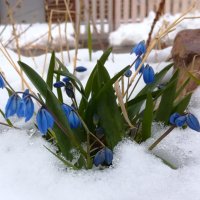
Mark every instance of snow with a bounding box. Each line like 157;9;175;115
0;11;200;200
109;11;200;47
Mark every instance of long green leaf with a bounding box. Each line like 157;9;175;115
155;70;179;123
141;93;153;141
46;51;55;91
87;23;92;61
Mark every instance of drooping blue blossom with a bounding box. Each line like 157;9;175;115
175;116;187;127
53;81;65;88
61;104;72;118
130;41;146;56
186;113;200;132
143;64;155;84
104;147;113;165
95;127;104;138
169;113;181;125
36;108;54;135
68;110;81;129
5;94;21;118
93;147;113;167
93;149;105;167
124;69;132;77
65;82;75;98
21;89;34;122
75;66;87;72
17;100;25;118
0;75;5;89
62;77;70;83
134;57;144;73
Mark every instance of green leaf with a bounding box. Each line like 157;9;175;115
0;109;13;127
155;70;179;123
79;48;112;114
85;60;125;149
46;51;55;91
87;23;92;61
141;93;153;141
56;66;63;103
175;78;190;99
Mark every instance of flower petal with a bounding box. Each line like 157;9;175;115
36;108;48;135
24;97;34;122
143;64;155;84
186;113;200;132
169;113;181;125
175;116;186;127
93;149;105;167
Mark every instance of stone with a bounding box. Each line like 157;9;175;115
171;29;200;96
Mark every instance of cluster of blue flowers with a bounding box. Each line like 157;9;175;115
170;112;200;132
125;41;155;85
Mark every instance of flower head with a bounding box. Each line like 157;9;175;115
0;75;5;89
62;77;70;83
53;81;65;88
169;113;181;125
75;66;87;72
124;69;132;77
143;64;155;84
36;108;54;135
61;104;72;117
175;116;187;127
135;57;144;74
68;110;81;129
131;41;146;56
93;147;113;167
186;113;200;132
5;94;21;118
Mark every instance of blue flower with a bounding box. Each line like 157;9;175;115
65;82;75;98
93;147;113;166
143;64;155;84
17;100;25;118
61;104;72;117
0;75;5;89
186;113;200;132
104;147;113;165
75;66;87;72
62;77;70;83
93;149;105;167
5;94;21;118
169;113;181;125
68;111;81;129
175;116;187;127
135;57;144;73
36;108;54;135
131;41;146;56
53;81;65;88
21;89;34;122
124;69;132;77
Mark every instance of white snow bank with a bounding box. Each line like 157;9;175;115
109;11;200;47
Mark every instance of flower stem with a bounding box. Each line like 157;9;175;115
148;126;175;151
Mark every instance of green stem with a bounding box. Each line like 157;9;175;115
148;126;175;151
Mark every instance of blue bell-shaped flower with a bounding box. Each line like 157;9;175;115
135;57;144;73
36;108;54;135
0;75;5;89
143;64;155;84
175;116;187;127
124;69;132;77
169;113;181;125
62;77;70;83
68;110;81;129
53;81;65;88
186;113;200;132
93;149;105;167
75;66;87;72
21;89;34;122
5;94;21;118
17;100;25;118
104;147;113;165
61;104;72;118
131;41;146;56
